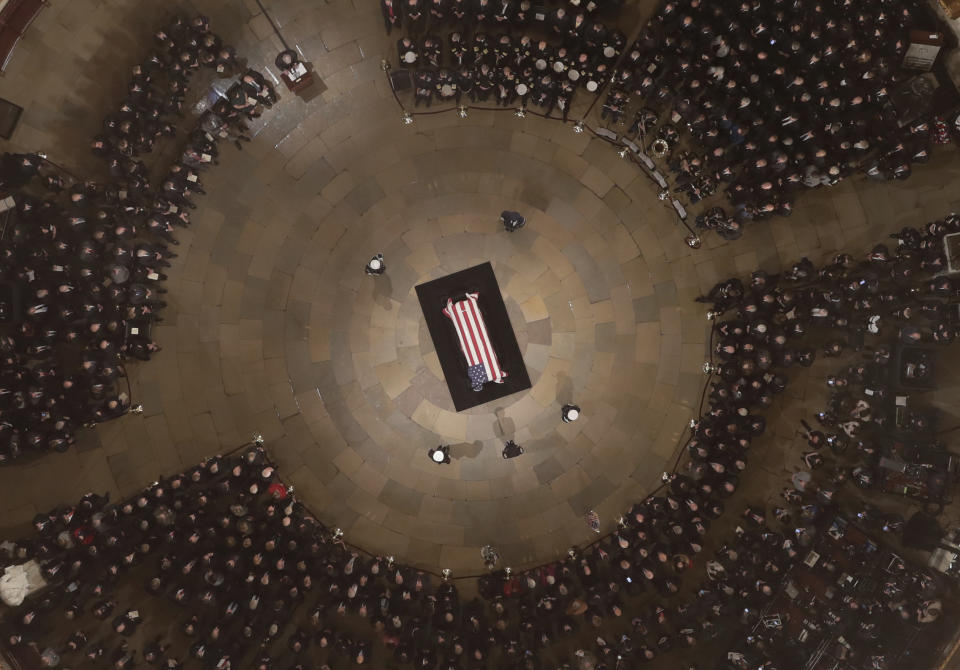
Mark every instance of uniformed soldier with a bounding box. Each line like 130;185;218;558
428;445;451;464
472;32;492;66
493;34;512;66
421;34;442;67
457;66;476;103
502;440;524;458
496;66;517;106
435;69;458;102
365;254;386;276
398;37;418;65
413;69;436;106
449;31;468;67
475;63;495;102
500;211;526;232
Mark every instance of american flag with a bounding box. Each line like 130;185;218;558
443;292;507;392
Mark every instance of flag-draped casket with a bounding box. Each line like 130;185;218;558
443;293;508;391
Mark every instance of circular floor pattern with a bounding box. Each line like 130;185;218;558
197;116;712;572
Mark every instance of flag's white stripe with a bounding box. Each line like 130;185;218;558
468;295;504;381
466;296;497;382
463;293;493;379
455;301;481;366
459;303;482;366
453;303;480;366
461;299;494;381
445;300;473;365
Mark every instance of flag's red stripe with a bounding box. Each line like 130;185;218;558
444;295;507;384
466;295;505;381
460;298;493;381
445;301;474;365
465;297;498;382
455;302;481;366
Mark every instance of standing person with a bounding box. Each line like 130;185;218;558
561;404;580;422
365;254;386;276
275;49;301;77
502;440;523;458
406;0;425;33
382;0;403;34
500;210;525;231
428;445;452;464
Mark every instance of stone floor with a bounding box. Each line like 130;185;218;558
2;0;960;575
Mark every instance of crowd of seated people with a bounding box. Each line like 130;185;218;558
697;213;958;474
749;215;960;506
2;435;948;670
594;0;949;227
716;501;944;669
0;202;844;670
90;15;239;171
387;0;627;119
0;160;144;464
0;16;275;465
382;0;625;36
716;407;949;669
6;203;958;659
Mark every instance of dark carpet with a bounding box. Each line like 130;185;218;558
415;262;531;412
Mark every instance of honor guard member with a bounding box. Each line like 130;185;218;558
500;210;526;232
502;440;524;458
428;445;452;464
449;32;468;67
421;35;442;67
413;69;436;106
365;254;385;276
436;69;458;102
398;37;418;65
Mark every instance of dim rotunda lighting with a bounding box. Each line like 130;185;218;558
568;547;578;558
706;311;718;321
386;555;395;566
703;361;718;375
130;404;143;414
380;59;391;72
504;567;512;576
617;515;627;528
515;107;526;118
401;111;413;125
442;568;452;580
458;106;468;118
332;528;344;541
253;433;264;446
617;147;628;159
685;234;702;249
573;120;584;133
